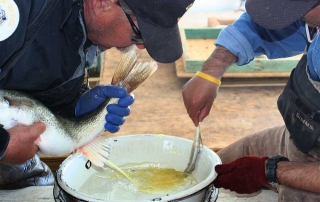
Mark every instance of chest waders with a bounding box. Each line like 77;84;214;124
278;54;320;157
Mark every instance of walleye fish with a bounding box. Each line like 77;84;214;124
0;46;158;167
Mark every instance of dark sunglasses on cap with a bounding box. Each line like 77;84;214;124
120;4;144;44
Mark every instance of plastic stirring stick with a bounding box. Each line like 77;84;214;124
105;159;137;187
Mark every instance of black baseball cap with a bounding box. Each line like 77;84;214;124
122;0;194;63
246;0;319;30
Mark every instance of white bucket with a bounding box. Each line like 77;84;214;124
53;134;221;202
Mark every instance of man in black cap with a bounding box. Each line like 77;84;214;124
182;0;320;200
0;0;194;189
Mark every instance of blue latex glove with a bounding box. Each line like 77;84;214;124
75;85;134;133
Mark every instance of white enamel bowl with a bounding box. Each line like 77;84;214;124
53;134;221;202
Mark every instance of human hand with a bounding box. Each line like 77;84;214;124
75;85;134;133
1;122;45;164
213;156;269;194
182;76;219;126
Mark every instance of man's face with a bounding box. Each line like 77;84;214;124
83;0;145;51
302;3;320;27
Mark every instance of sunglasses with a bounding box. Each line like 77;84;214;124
121;7;144;44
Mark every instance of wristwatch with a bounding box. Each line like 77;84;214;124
0;125;10;161
266;155;289;185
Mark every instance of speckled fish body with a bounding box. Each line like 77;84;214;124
0;46;157;166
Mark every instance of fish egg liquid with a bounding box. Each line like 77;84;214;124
79;163;198;200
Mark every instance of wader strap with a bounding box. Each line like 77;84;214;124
0;0;60;83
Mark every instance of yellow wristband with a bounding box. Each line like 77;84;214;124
196;71;221;86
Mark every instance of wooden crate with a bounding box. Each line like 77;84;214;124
179;27;301;78
88;53;105;87
40;155;68;172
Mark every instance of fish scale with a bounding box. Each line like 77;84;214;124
0;45;158;167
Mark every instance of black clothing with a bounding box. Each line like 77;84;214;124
0;0;101;188
0;0;100;116
0;126;10;160
278;54;320;157
0;155;54;189
278;55;320;153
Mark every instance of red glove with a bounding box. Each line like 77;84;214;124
213;156;269;194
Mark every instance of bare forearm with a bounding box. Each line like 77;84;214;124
200;45;238;79
277;161;320;193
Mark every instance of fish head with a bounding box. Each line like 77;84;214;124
0;94;16;129
0;90;39;110
0;90;36;129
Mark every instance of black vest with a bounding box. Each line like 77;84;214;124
278;54;320;157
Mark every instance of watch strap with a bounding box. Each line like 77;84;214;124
266;155;289;184
0;125;10;160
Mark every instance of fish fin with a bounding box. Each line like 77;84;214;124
111;45;137;85
111;45;158;93
121;60;158;93
76;136;136;186
76;135;110;167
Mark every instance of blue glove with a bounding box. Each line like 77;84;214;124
75;85;134;133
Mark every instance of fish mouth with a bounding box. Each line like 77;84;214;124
0;96;11;107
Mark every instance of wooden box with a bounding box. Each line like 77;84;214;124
180;27;301;78
40;155;68;172
88;53;105;87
